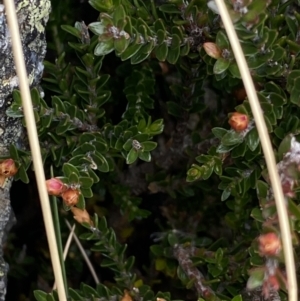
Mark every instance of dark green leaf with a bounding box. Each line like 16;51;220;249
290;88;300;106
69;172;79;184
246;128;260;151
63;163;80;177
131;42;154;64
68;288;84;300
80;177;93;188
288;199;300;220
52;96;65;114
139;151;151;162
216;31;229;48
124;256;135;270
214;58;230;74
18;165;29;184
231;295;243;301
168;233;179;246
150;245;164;256
33;290;47;301
278;135;292;160
82;283;99;297
251;207;264;222
114;36;130;54
159;4;180;13
228;63;241;78
141;141;157;152
113;5;126;23
81;188;93;198
167;101;182;117
256;180;269;199
77;193;85;210
166;46;180;64
88;0;113;12
91;152;109;172
126;148;139;164
9;144;20;160
94;40;114;56
212;127;228;139
46;294;56;301
221;131;243;146
247;268;264;290
120;36;143;61
155;42;168;61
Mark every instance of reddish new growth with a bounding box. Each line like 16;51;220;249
228;112;249;132
0;159;18;187
62;189;80;206
258;233;281;256
261;259;284;299
0;159;18;177
203;42;221;59
46;178;66;196
46;177;80;207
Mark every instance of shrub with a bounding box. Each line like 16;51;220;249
4;0;300;300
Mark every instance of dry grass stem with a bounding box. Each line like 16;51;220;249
214;1;297;301
65;220;100;284
53;223;76;290
3;0;67;300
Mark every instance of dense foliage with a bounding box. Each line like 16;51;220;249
5;0;300;300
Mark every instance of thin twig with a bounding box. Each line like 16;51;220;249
3;1;67;300
173;245;220;300
214;1;297;301
65;220;100;284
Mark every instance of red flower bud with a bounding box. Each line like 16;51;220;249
203;42;221;59
62;189;80;206
262;274;280;298
268;275;280;290
71;207;93;226
281;179;295;198
228;112;249;132
258;233;281;256
0;159;18;177
46;178;66;196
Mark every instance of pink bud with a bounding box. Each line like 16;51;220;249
46;178;66;196
0;159;18;177
62;189;80;206
203;42;222;59
228;112;249;132
258;233;281;256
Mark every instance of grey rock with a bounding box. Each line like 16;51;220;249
0;0;51;299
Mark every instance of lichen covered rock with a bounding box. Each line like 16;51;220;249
0;1;51;299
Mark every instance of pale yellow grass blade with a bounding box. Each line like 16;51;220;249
3;0;67;299
214;1;297;301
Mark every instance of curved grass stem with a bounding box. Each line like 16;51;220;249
214;1;297;301
65;220;100;284
3;1;67;300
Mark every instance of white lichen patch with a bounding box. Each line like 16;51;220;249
17;0;51;33
9;76;19;89
0;0;51;108
0;1;51;299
